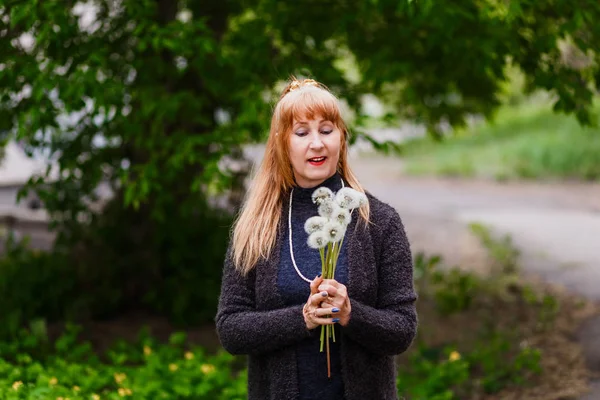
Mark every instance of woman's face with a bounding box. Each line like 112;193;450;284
288;115;341;188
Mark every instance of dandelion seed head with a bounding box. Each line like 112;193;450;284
332;207;351;226
357;191;368;206
318;200;337;218
304;216;327;234
323;221;345;242
311;187;334;205
307;231;329;249
335;187;363;209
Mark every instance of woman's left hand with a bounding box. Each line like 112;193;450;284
318;279;352;326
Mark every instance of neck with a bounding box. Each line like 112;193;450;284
292;172;344;205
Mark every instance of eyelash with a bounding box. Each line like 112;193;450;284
296;130;332;137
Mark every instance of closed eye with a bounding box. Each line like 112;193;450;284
320;130;333;135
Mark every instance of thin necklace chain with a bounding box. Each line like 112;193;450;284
289;179;345;283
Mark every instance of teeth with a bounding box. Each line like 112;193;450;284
310;157;326;162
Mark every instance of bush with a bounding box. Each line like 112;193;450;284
0;323;541;400
0;326;247;400
0;195;233;339
0;237;75;339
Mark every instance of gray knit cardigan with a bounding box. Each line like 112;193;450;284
215;192;418;400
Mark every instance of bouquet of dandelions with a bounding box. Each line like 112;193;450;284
304;186;367;378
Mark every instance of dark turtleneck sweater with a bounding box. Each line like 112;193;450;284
277;173;348;400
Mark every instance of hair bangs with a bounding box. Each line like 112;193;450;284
279;87;343;133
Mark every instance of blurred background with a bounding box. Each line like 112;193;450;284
1;0;600;398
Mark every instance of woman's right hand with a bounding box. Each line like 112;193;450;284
303;275;340;330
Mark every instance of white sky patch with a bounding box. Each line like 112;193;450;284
177;9;192;23
11;32;35;54
72;1;101;34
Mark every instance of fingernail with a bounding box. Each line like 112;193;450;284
317;273;322;278
332;318;340;323
332;307;340;313
321;291;328;297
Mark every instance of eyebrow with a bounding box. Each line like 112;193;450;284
293;119;331;126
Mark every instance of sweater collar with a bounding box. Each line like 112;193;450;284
291;172;345;206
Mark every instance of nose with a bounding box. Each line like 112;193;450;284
309;133;324;149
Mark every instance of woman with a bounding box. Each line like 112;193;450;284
216;78;417;400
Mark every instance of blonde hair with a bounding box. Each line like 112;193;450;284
231;78;370;275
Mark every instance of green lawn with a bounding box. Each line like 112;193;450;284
401;100;600;181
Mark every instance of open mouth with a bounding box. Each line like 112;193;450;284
308;156;327;166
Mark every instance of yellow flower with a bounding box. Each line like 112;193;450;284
184;351;194;360
143;345;152;356
49;377;58;386
118;387;132;397
169;363;178;372
73;385;80;392
114;372;127;384
449;351;461;362
12;381;23;390
92;395;100;400
200;363;216;374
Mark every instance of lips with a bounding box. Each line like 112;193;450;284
308;156;327;166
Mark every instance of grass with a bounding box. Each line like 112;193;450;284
401;99;600;181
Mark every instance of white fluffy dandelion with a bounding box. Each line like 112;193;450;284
318;200;337;218
323;221;345;243
304;216;327;234
357;191;368;207
334;187;365;210
331;207;351;227
311;187;334;205
307;231;329;249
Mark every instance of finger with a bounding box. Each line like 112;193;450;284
312;309;341;324
320;278;342;288
309;291;329;306
316;305;340;315
321;298;344;310
317;283;338;297
310;274;323;295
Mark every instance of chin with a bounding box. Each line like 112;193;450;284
307;170;334;184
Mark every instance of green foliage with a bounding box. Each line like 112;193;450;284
0;237;74;338
430;269;480;315
408;252;547;399
0;322;542;400
397;342;542;399
403;101;600;180
467;333;542;393
0;326;247;399
397;347;470;399
469;223;520;274
414;252;479;315
0;197;231;339
2;0;600;217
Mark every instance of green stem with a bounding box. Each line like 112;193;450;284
333;236;344;278
320;326;325;352
320;247;325;276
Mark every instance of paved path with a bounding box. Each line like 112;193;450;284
352;156;600;300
